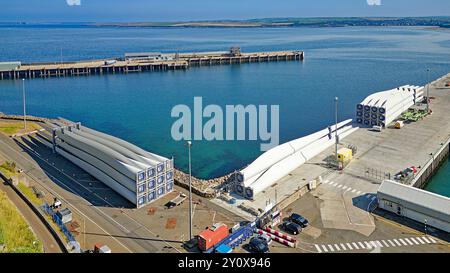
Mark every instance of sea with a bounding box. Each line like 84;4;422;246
0;25;449;196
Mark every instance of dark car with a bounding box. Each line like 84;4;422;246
289;213;309;228
282;221;301;235
248;237;269;253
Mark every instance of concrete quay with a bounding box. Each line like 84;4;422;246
214;72;450;238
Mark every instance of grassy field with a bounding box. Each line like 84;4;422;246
0;120;41;136
0;161;16;178
0;190;43;253
17;182;43;206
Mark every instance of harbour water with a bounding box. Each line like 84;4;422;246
0;25;449;184
425;158;450;198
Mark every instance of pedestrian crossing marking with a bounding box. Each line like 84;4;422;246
315;236;436;253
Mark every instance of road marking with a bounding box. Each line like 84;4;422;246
0;137;181;253
327;244;335;252
356;191;362;195
337;185;343;189
381;240;390;247
322;245;329;252
375;240;383;247
346;243;353;250
315;245;322;253
416;237;425;244
331;182;338;187
358;242;366;249
323;180;329;184
428;237;437;243
398;238;407;246
421;237;431;244
352;242;360;249
393;239;402;246
351;189;356;193
387;240;396;247
404;238;414;245
340;243;347;251
365;242;372;249
410;238;420;245
370;241;378;248
342;186;348;190
334;244;341;251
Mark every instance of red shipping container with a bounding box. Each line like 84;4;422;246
198;223;229;251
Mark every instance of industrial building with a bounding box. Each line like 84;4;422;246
234;119;358;199
356;85;424;127
378;180;450;233
124;52;173;62
0;61;21;71
38;120;174;208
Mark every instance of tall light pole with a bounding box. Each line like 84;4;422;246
22;78;27;130
187;140;193;241
426;68;431;113
334;97;339;162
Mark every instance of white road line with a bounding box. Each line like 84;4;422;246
416;237;425;244
352;242;360;249
334;244;341;251
346;243;353;250
331;182;338;187
404;238;414;245
356;191;362;195
322;245;329;252
387;240;396;247
370;241;378;248
351;189;356;193
365;242;372;249
346;188;352;192
375;241;383;247
337;185;343;189
358;242;366;249
421;237;431;244
327;244;335;252
381;240;390;247
428;237;437;243
323;180;329;184
340;243;347;251
342;186;348;190
315;245;323;253
399;238;408;246
393;239;402;246
410;238;420;245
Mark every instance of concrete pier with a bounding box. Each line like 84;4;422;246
0;50;304;80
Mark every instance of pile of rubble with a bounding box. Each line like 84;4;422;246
174;169;234;198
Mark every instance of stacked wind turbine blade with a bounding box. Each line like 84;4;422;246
356;84;424;128
236;119;358;199
50;119;174;208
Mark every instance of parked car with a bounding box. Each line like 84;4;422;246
394;166;417;182
256;234;272;245
248;237;269;253
289;213;309;228
281;221;302;235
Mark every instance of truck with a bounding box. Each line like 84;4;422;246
198;223;229;252
166;193;187;208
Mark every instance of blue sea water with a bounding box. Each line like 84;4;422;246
425;158;450;198
0;25;449;181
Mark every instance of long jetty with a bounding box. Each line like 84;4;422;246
0;50;304;80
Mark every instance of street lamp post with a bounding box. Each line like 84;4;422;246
426;68;431;113
187;140;193;241
22;79;27;130
334;97;339;162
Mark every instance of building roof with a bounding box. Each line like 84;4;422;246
378;180;450;220
125;52;162;58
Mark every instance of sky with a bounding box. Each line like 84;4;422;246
0;0;449;22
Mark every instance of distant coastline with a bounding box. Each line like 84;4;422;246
1;16;450;29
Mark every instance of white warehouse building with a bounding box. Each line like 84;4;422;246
377;180;450;233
